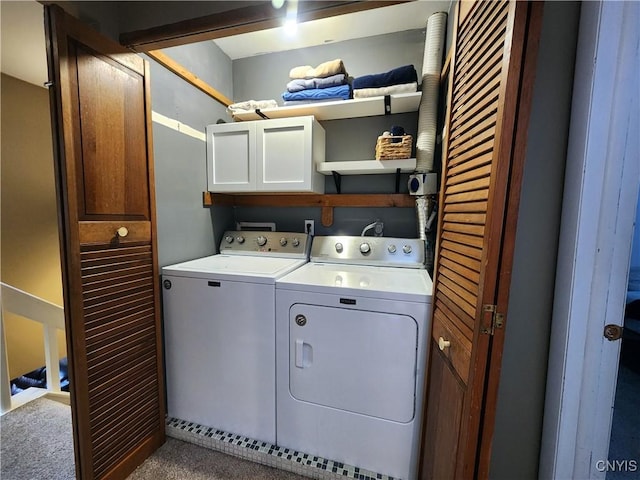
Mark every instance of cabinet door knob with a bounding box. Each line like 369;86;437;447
438;336;451;351
116;227;129;238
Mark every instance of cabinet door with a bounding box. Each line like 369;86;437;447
255;117;323;193
206;122;255;192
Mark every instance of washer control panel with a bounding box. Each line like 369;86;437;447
220;231;310;257
311;236;425;268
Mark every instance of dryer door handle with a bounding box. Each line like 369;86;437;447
295;339;313;368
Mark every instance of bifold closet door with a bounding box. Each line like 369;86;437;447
45;5;165;479
420;1;542;478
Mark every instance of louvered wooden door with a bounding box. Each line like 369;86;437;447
45;6;165;479
420;1;541;478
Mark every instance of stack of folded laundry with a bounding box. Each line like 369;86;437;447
282;59;351;104
227;99;279;117
352;64;418;99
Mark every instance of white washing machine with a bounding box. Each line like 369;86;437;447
275;236;433;480
162;231;310;444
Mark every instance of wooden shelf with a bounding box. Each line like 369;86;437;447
318;158;416;175
203;192;415;227
229;92;421;122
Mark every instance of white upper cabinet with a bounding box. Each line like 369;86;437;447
256;117;325;193
207;116;325;193
206;122;255;192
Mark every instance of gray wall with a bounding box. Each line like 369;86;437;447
233;29;428;104
489;2;581;478
146;40;235;267
232;30;434;238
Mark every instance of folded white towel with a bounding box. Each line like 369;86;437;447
227;99;278;114
352;82;418;99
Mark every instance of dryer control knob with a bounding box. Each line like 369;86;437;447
360;242;371;255
388;244;397;253
280;237;288;246
257;235;267;246
292;238;300;247
403;244;412;254
225;235;234;244
335;242;343;253
236;236;245;244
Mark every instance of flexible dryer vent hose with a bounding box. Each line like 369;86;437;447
416;11;447;174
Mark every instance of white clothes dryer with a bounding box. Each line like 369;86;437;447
275;236;433;480
162;231;310;444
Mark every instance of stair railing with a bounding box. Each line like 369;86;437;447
0;282;65;413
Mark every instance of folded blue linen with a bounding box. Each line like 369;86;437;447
281;84;351;102
286;73;347;92
352;64;418;89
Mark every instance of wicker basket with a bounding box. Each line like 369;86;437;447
375;134;413;160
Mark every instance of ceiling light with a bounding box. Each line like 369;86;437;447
284;0;298;36
284;18;297;36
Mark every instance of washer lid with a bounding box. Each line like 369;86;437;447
276;262;433;302
162;255;308;283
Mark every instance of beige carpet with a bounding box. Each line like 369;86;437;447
0;396;75;480
128;438;307;480
1;396;306;480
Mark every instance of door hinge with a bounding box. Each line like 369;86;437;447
481;304;504;335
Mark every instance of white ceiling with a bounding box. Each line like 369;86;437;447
214;0;451;59
0;0;451;88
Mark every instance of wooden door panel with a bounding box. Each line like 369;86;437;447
421;1;540;478
79;221;151;245
457;2;507;62
421;346;465;479
46;5;165;479
431;312;472;381
436;0;511;356
74;43;149;219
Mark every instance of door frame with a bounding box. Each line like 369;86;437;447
540;1;640;478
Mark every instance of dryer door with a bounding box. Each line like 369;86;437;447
289;303;418;423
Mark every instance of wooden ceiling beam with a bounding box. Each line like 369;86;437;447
120;1;409;51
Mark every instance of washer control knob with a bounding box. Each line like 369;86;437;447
360;242;371;255
388;244;397;253
335;242;344;253
292;238;300;247
236;236;245;244
403;244;412;254
225;235;234;244
280;237;288;246
257;235;267;246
